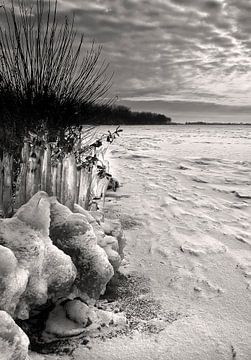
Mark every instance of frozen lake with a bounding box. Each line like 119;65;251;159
103;124;251;359
107;124;251;161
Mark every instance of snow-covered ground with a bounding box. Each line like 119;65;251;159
31;125;251;359
104;125;251;359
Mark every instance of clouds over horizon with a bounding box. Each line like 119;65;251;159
1;0;251;110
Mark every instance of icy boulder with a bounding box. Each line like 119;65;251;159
98;235;121;271
0;245;28;318
73;204;126;271
43;299;127;339
101;218;126;259
0;192;77;319
0;310;29;360
50;198;114;300
73;204;97;224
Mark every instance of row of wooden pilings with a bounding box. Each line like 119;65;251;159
0;142;108;217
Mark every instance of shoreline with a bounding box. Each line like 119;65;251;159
93;122;251;126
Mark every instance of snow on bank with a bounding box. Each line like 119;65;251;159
31;125;251;359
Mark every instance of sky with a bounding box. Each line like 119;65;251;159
2;0;251;122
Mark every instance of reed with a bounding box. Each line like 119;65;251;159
0;0;114;144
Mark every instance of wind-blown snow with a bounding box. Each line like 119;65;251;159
105;125;251;359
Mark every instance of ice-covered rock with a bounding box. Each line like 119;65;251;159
64;299;93;326
0;192;76;319
0;245;29;318
43;303;87;338
98;236;121;271
43;299;127;339
73;204;126;271
101;218;126;259
73;204;105;242
89;210;103;224
73;204;97;224
50;198;114;300
0;310;29;360
0;191;128;352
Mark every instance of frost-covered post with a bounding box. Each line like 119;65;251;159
14;142;30;209
0;156;3;215
41;145;52;195
62;154;78;211
1;152;13;217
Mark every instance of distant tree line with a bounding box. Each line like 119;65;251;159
185;121;251;126
81;104;172;125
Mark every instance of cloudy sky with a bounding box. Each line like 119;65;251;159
2;0;251;121
57;0;251;122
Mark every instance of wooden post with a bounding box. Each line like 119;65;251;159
51;165;57;196
77;167;87;208
25;144;44;201
84;166;93;210
76;167;81;205
56;160;63;200
41;144;52;195
61;156;68;204
26;151;34;201
32;146;43;195
14;142;30;209
0;153;3;216
2;152;13;217
63;154;77;211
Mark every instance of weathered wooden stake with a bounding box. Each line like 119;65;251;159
15;142;30;209
2;152;13;217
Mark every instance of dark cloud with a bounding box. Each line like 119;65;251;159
205;1;222;10
0;0;251;110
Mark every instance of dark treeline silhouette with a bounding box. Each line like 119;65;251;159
185;122;251;126
82;104;172;125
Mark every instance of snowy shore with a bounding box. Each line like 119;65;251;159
31;125;251;359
